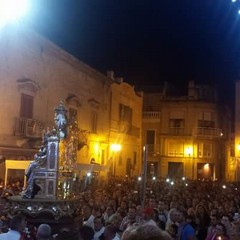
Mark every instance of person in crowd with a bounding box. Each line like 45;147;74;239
177;210;195;240
82;204;95;229
166;208;179;232
125;224;172;240
119;206;141;232
36;224;52;240
78;225;94;240
221;215;232;238
103;206;115;225
205;214;219;240
103;224;120;240
0;214;26;240
93;216;105;240
195;203;210;240
158;200;169;230
213;223;229;240
142;207;158;226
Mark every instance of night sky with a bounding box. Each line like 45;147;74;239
24;0;240;101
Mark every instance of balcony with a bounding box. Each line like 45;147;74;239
143;111;160;122
193;127;223;138
15;117;44;138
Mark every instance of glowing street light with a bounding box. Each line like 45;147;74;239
110;143;121;176
0;0;29;28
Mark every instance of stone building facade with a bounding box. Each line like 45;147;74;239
142;81;231;180
0;24;143;181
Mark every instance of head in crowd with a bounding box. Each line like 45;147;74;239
215;222;228;238
126;224;171;240
103;224;119;240
36;224;51;240
93;216;105;232
9;214;26;233
168;208;179;223
143;207;154;221
78;225;94;240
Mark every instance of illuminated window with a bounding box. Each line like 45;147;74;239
198;143;212;158
168;141;184;157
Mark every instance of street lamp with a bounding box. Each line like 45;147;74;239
0;0;29;28
110;144;121;176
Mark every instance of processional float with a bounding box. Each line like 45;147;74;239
5;101;81;230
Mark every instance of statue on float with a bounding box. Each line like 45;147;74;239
22;101;68;199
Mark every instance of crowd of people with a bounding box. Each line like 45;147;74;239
0;176;240;239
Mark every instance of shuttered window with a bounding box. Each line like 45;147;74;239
20;94;33;119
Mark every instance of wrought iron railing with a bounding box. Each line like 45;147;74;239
15;117;44;138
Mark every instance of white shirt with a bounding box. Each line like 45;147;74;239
144;219;158;226
0;230;21;240
83;214;95;229
93;226;105;240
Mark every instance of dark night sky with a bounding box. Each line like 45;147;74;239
24;0;240;100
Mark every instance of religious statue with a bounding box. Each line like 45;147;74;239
22;145;47;199
54;100;68;139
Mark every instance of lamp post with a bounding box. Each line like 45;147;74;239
186;146;194;180
110;144;121;176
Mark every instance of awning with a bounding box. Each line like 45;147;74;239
4;160;31;188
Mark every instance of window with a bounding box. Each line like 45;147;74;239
119;104;132;124
168;141;184;157
169;119;184;128
198;120;215;128
146;130;155;152
20;94;33;119
198;112;215;128
198;142;212;158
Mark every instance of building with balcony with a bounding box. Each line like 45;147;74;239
109;74;143;177
0;24;112;181
142;81;231;180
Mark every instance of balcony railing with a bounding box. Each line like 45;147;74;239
15;117;44;138
143;111;160;122
193;127;223;138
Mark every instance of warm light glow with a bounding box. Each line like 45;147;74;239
138;176;142;181
0;0;29;27
185;146;193;157
152;176;156;181
237;144;240;151
110;144;121;152
93;143;99;154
